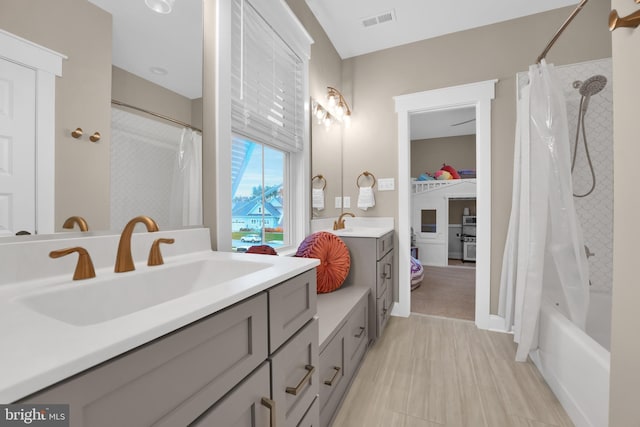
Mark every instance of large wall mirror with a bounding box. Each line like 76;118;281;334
0;0;203;235
310;113;343;219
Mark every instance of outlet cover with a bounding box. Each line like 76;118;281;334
335;197;342;208
343;196;351;208
378;178;395;191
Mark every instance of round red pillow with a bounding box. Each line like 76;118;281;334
295;232;351;293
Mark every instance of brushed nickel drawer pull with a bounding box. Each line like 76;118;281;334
355;326;366;338
261;397;276;427
324;366;341;386
285;364;315;395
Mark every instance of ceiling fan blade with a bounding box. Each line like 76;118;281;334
451;118;476;127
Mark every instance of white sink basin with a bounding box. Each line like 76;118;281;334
16;258;270;326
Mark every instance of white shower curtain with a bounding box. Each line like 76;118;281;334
170;128;203;226
499;60;590;362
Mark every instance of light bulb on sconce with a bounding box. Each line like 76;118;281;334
145;0;175;14
313;87;352;131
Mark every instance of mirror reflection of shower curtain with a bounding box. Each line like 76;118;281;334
170;128;203;226
499;60;590;362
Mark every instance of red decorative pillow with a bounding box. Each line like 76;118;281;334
295;232;351;293
440;163;461;179
247;245;278;255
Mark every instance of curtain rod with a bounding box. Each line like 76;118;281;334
536;0;589;64
111;99;202;133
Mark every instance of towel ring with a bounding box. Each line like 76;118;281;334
356;171;376;188
312;174;327;190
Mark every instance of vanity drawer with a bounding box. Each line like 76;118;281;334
376;231;394;260
344;294;368;376
319;330;346;427
190;362;271;427
22;293;268;427
269;269;317;353
271;318;319;427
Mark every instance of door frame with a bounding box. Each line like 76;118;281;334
393;79;496;330
0;29;65;234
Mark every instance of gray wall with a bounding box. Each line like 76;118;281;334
338;2;612;313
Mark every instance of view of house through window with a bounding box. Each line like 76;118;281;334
232;135;287;252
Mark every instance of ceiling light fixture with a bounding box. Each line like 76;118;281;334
145;0;175;14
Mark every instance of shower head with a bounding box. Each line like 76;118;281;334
573;75;607;111
578;75;607;97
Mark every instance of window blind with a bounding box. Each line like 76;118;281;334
231;0;304;152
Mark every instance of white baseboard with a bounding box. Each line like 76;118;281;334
488;314;509;332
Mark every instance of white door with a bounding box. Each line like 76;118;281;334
0;58;36;235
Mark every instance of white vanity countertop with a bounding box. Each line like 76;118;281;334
0;249;318;403
311;216;394;238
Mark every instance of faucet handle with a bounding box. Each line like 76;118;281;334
148;238;175;266
50;247;96;280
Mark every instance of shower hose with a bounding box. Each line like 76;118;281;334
571;95;596;198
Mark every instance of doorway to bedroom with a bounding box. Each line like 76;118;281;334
409;107;477;321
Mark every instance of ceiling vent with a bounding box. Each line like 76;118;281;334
361;9;396;28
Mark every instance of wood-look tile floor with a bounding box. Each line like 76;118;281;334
332;315;574;427
411;266;476;321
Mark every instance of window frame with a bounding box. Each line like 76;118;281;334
216;0;312;253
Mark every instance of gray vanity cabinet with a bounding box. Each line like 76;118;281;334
341;231;395;342
19;269;319;427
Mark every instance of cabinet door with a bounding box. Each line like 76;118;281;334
298;396;320;427
376;250;393;298
191;362;271;427
22;294;268;427
271;318;319;427
269;269;317;353
319;330;346;427
344;296;368;378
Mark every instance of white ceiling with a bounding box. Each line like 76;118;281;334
411;106;476;140
305;0;579;59
88;0;202;100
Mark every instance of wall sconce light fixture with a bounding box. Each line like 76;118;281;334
313;86;352;130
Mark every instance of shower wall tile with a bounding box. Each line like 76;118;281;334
555;58;613;295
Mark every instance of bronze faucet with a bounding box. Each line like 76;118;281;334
50;247;96;280
333;212;355;230
62;216;89;232
114;216;159;273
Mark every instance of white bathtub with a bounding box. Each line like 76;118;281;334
531;291;611;427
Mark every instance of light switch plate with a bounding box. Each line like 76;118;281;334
378;178;395;191
335;197;342;208
343;196;351;208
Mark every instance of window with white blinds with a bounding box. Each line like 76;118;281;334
231;0;304;152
